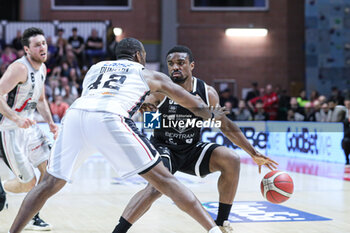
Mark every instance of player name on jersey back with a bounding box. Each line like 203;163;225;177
70;60;150;118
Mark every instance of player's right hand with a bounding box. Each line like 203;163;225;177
139;103;157;114
15;117;36;129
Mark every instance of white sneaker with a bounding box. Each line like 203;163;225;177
219;220;234;233
24;214;52;231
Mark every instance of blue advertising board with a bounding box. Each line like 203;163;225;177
38;120;345;163
266;122;345;163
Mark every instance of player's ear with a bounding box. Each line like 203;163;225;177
134;51;141;63
23;45;29;54
190;61;195;71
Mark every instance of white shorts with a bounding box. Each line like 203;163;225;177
47;109;160;182
0;125;51;183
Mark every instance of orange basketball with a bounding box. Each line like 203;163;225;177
260;170;294;204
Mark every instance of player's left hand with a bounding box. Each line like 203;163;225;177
210;104;230;120
49;122;59;140
139;103;157;114
251;152;279;173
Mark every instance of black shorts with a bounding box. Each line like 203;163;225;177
154;142;221;177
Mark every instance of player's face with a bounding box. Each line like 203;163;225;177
25;35;48;63
167;52;194;84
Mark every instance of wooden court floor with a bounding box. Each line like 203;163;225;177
1;155;350;233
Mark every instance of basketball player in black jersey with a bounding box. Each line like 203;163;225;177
113;46;278;233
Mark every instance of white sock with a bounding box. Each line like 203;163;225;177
1;180;8;192
209;226;222;233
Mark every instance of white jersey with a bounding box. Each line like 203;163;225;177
0;56;46;130
71;60;150;118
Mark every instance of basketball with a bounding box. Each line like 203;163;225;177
260;170;294;204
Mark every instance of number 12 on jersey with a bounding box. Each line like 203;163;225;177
88;73;127;91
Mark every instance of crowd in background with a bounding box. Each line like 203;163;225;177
220;82;350;123
0;28;349;124
0;27;118;123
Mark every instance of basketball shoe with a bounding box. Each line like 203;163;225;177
0;178;7;211
219;220;234;233
24;213;52;231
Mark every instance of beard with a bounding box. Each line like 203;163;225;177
171;75;187;84
30;54;47;63
170;71;187;84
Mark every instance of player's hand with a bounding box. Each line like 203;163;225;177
210;104;230;120
15;117;36;129
139;103;157;114
251;152;279;173
49;122;59;140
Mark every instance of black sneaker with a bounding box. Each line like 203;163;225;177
0;177;7;211
24;213;52;231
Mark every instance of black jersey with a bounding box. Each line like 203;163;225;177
151;77;209;150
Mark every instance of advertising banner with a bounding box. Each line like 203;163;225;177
39;120;345;163
266;121;345;163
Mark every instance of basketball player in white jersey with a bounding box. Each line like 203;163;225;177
9;38;226;233
0;27;58;230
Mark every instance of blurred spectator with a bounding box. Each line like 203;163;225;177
0;63;9;76
224;101;236;121
330;104;347;122
68;67;83;95
56;41;66;65
219;88;238;108
288;97;305;121
54;76;78;105
296;89;309;107
262;84;279;120
310;90;320;106
313;100;322;121
55;28;68;48
318;95;327;105
248;87;265;114
11;30;22;51
60;61;70;77
0;33;5;53
108;34;119;60
342;97;350;165
85;28;104;66
329;86;344;106
47;36;57;55
290;97;305;116
277;89;290;120
68;27;85;67
253;100;269;121
287;109;305;121
65;45;80;71
304;102;316;121
327;100;344;122
234;100;252;121
319;102;332;122
45;36;59;72
1;46;17;65
16;49;24;58
50;95;70;123
245;82;260;102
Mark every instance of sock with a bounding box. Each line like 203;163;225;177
209;226;221;233
112;216;132;233
215;202;232;226
1;179;8;193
